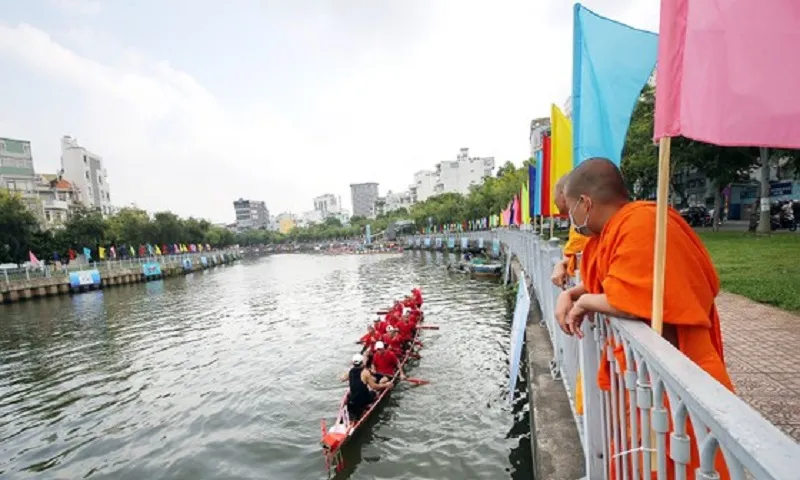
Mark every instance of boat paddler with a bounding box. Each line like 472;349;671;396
341;353;393;420
371;341;406;381
382;326;404;356
374;315;388;336
411;288;423;308
358;324;380;354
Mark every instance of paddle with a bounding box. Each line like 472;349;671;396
403;377;430;386
418;325;439;330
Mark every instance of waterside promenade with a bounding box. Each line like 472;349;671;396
1;250;239;303
404;230;799;480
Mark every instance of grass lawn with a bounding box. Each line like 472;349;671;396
699;232;800;312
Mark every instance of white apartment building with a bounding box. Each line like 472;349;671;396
529;117;551;157
410;148;495;203
313;193;342;215
36;173;80;229
60;136;112;215
373;190;413;216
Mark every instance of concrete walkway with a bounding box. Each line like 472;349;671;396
718;292;800;441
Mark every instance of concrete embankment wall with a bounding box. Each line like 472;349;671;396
1;254;238;304
509;258;585;480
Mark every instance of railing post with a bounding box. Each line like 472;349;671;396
577;265;605;478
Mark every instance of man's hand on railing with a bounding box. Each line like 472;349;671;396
550;258;569;288
555;290;574;334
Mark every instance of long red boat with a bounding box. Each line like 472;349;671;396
320;313;424;475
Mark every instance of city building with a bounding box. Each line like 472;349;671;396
275;212;297;234
410;148;495;203
0;137;39;215
529;117;551;158
410;170;437;204
350;182;379;218
313;193;342;216
373;190;413;217
36;173;80;229
233;198;270;230
60;136;112;215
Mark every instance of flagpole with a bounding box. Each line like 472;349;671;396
650;136;672;336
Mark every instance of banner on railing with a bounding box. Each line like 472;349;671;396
478;237;485;249
416;238;421;247
182;258;193;271
407;238;413;247
142;262;162;277
424;238;431;248
69;269;101;288
508;274;531;405
435;237;442;249
200;256;208;267
492;239;501;257
447;237;455;249
461;237;469;250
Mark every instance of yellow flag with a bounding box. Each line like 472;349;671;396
550;104;573;215
198;244;203;252
155;245;162;255
521;181;531;225
99;247;106;259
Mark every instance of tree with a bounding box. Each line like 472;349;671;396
61;207;107;248
0;190;39;264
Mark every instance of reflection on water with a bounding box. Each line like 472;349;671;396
0;252;531;479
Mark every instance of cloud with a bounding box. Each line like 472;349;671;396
51;0;102;16
0;22;313;222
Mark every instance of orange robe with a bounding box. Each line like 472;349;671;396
580;201;734;480
563;226;590;276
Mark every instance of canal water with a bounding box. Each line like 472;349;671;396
0;252;532;480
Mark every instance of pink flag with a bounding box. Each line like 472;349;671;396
110;246;117;259
29;251;40;267
654;0;800;148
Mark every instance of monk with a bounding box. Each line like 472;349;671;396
555;158;733;480
550;174;590;288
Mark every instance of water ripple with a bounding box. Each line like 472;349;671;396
0;252;531;479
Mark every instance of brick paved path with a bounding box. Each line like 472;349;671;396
718;292;800;441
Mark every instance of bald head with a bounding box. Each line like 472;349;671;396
564;158;629;203
553;174;570;214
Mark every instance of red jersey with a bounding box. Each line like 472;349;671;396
375;321;388;335
372;349;400;376
359;332;379;349
382;333;403;355
412;289;423;307
396;320;413;342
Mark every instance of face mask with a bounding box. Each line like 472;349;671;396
569;198;591;236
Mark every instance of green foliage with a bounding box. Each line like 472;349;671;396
0;197;237;263
0;190;39;264
700;232;800;312
407;161;527;228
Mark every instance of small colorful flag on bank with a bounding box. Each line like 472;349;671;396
99;247;106;260
29;251;40;267
83;247;92;262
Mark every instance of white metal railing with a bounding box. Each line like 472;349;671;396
404;229;800;480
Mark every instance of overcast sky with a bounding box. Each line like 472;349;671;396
0;0;659;223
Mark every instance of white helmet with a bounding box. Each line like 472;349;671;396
375;341;385;350
352;353;364;365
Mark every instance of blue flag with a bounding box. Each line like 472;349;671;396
83;247;92;262
533;150;543;216
572;3;658;166
528;164;536;221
